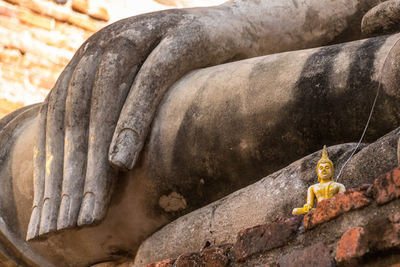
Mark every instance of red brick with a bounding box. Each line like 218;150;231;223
279;242;334;267
233;215;302;261
88;6;110;22
304;188;371;229
0;6;18;18
373;167;400;204
336;227;368;264
18;9;55;31
336;217;400;264
71;0;89;13
145;258;175;267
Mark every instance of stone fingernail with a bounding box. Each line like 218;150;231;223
26;206;40;241
109;128;140;170
77;193;95;226
39;199;56;235
57;195;71;230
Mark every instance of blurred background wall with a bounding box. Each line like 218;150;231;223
0;0;225;117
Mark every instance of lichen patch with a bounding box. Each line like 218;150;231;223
159;192;187;212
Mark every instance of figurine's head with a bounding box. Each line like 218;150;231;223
317;145;334;182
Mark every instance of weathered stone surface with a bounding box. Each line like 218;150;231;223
234;216;302;261
335;128;400;190
373;166;400;204
303;188;371;229
115;262;135;267
144;246;232;267
362;0;400;36
174;246;230;267
264;263;279;267
278;242;334;267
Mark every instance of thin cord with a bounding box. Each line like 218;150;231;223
336;36;400;182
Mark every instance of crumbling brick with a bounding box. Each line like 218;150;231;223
304;188;371;229
373;167;400;204
336;216;400;265
233;215;302;261
336;227;368;264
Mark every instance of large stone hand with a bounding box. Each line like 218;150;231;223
26;0;377;240
26;5;252;240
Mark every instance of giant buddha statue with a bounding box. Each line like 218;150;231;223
1;0;400;265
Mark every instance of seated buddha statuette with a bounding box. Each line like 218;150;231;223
292;145;346;215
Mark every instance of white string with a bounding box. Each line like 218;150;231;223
336;35;400;182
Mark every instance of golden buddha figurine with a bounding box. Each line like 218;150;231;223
292;145;346;215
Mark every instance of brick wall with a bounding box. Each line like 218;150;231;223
0;0;107;117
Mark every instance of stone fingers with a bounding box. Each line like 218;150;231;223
37;54;82;237
57;46;103;230
108;33;213;170
362;0;400;36
77;37;141;226
26;52;81;240
26;101;47;241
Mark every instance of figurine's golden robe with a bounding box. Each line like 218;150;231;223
292;146;346;215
